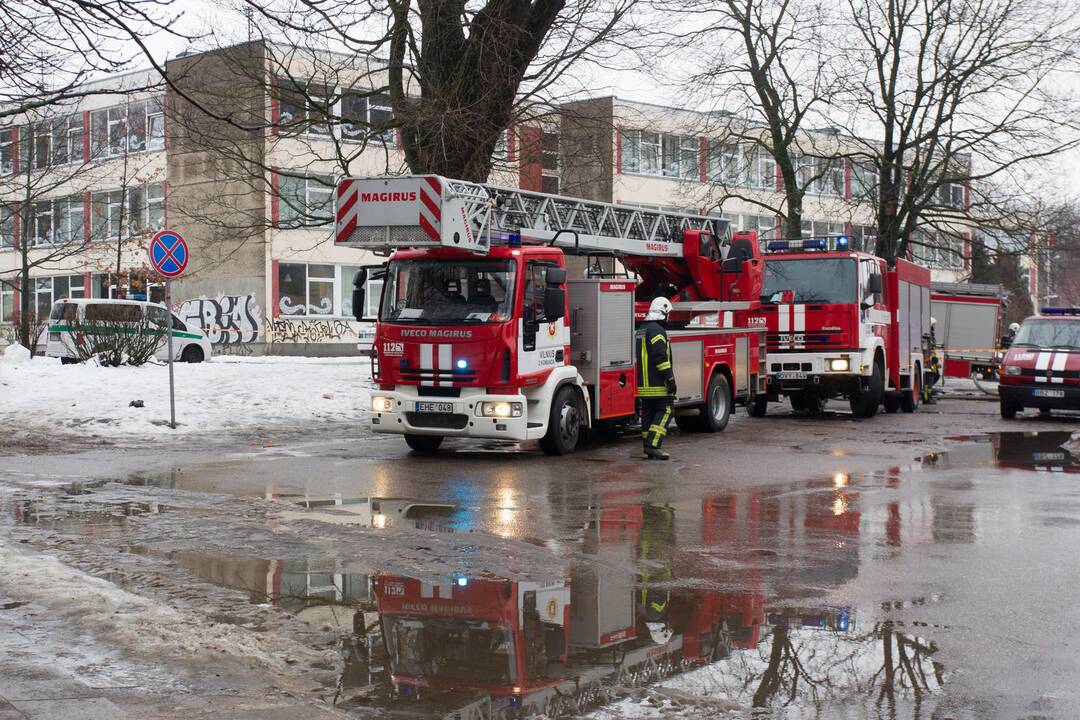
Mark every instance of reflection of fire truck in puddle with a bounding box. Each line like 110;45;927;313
373;502;760;718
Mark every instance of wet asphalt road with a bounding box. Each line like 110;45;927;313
2;397;1080;719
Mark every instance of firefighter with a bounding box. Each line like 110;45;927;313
1002;321;1020;349
637;297;676;460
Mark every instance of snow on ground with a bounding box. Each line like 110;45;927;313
0;354;373;441
0;543;338;679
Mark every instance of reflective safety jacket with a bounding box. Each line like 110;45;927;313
636;320;674;397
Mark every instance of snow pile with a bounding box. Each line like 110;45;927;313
1;343;31;365
0;355;373;440
0;543;337;673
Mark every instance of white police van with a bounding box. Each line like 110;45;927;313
45;298;212;363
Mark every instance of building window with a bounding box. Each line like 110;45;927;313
0;128;13;175
797;155;843;196
0;206;13;249
277;262;338;316
800;219;846;238
706;143;775;190
850;224;877;253
31;196;84;246
278;83;333;137
913;228;963;269
622;129;661;175
89;98;165;158
0;281;13;323
938;182;965;209
32;274;85;319
278;174;333;228
339;90;394;143
541;175;560;194
851;161;877;200
661;134;698;179
90;182;164;240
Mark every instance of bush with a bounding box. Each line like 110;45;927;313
64;304;167;367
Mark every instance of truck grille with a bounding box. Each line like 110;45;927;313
399;368;478;385
405;412;469;430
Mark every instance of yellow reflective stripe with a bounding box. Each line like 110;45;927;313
650;333;667;345
659;405;672;427
648;424;668;435
639;338;650;388
637;387;669;396
656;361;671;371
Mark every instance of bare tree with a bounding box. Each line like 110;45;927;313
1;0;185;121
670;0;845;240
839;0;1080;263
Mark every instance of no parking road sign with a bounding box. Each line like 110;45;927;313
147;229;189;430
149;229;189;277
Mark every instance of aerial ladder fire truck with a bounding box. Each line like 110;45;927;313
336;175;767;454
744;237;932;418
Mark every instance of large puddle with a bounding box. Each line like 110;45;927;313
3;430;1080;718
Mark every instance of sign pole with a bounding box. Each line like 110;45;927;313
166;277;176;429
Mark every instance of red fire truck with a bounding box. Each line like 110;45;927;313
746;237;931;417
336;175;766;454
998;307;1080;418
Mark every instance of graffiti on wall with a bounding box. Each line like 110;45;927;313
266;317;355;343
178;293;262;346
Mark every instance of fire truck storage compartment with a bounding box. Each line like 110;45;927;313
670;339;705;406
568;280;636;419
897;278;931;379
568;557;637;649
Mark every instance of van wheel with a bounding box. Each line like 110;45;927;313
1000;398;1020;419
405;434;443;453
181;345;205;363
883;394;901;413
539;386;581;456
677;373;731;432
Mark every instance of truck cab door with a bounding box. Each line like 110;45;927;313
518;260;568;376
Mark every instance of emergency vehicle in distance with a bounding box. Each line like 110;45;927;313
335;175;766;455
998;307;1080;418
745;237;931;417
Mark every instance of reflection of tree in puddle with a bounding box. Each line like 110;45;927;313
749;619;942;712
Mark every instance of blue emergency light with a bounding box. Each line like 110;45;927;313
835;235;850;250
766;238;829;253
1041;307;1080;315
766;241;790;252
508;232;522;247
455;576;469;587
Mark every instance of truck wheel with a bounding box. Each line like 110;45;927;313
1000;398;1020;419
789;392;808;413
404;434;443;453
748;394;768;417
680;372;731;432
883;394;901;413
850;360;883;418
900;375;920;413
539;386;581;456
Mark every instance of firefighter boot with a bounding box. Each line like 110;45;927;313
643;447;670;460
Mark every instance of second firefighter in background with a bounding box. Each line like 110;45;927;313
637;297;676;460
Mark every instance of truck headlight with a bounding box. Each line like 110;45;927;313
827;358;850;372
480;401;523;418
1005;365;1021;376
371;396;394;413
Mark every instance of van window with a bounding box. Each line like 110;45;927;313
49;302;77;321
147;306;169;327
171;313;187;331
85;303;142;322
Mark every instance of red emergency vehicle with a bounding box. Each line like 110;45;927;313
999;307;1080;418
335;175;766;454
745;237;931;417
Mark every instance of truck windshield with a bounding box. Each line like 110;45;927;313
380;259;516;324
761;258;858;305
1013;319;1080;349
382;615;517;686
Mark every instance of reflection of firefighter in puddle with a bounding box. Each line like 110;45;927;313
635;502;676;643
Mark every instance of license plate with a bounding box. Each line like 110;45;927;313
776;371;807;380
415;401;453;413
1032;388;1065;398
1034;452;1066;462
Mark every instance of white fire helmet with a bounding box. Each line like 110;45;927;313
646;297;673;321
930;316;937;327
1009;322;1020;333
646;621;673;645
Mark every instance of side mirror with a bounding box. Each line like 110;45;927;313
544;287;565;321
861;296;874;311
867;274;883;295
545;267;567;286
352;270;367;322
720;257;742;273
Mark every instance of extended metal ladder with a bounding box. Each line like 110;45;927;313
335;175;731;259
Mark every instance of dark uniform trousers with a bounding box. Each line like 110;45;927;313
637;320;675;451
